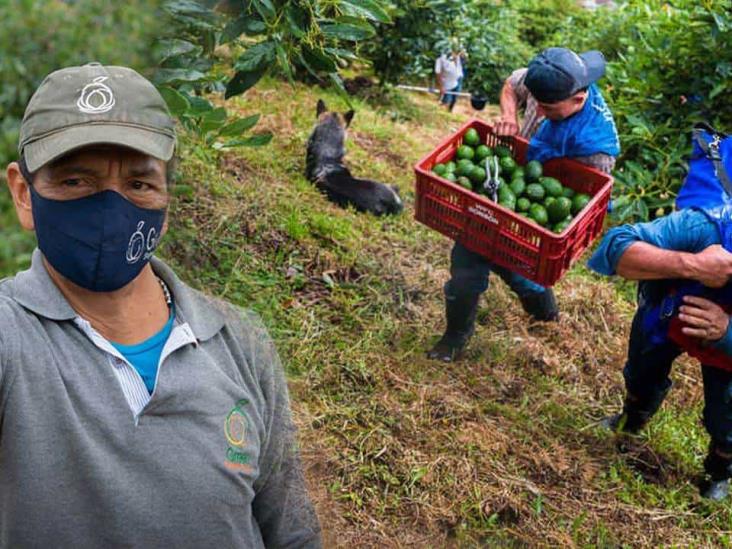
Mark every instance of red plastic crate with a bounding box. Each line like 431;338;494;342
414;119;614;287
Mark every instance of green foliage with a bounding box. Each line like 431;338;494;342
364;1;465;86
367;0;731;222
512;0;592;50
553;0;732;221
365;0;532;98
459;5;533;98
0;0;163;168
156;0;391;156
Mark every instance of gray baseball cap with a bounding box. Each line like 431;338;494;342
19;63;176;172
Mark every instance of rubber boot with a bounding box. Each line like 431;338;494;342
427;292;480;363
702;450;732;501
602;390;669;435
520;289;559;321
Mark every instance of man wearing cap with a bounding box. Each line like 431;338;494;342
0;63;321;547
429;47;619;362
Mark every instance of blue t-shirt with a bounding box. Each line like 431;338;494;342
111;309;175;394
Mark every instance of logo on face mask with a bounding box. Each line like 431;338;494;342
77;76;116;114
126;221;160;264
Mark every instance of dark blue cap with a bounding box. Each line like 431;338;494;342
525;48;606;103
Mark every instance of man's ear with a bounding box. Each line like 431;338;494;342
344;110;355;128
574;90;588;105
317;99;328;117
6;161;34;231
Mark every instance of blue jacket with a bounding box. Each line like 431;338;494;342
588;206;732;355
527;84;620;164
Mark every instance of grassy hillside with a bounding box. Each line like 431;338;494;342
160;80;730;547
1;79;728;546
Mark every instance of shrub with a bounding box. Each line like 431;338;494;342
365;0;532;100
569;0;732;220
154;0;392;156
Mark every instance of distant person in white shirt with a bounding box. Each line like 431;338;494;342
435;43;466;112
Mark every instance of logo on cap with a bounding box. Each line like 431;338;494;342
77;76;115;114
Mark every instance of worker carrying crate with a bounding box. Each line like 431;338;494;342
415;47;620;362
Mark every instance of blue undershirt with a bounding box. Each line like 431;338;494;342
111;308;175;394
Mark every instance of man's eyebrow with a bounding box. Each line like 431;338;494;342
128;166;163;178
48;164;100;177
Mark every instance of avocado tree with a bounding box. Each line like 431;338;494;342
560;0;732;221
363;0;465;86
155;0;391;152
363;0;531;101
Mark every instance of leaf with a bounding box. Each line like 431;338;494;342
276;43;294;82
334;15;376;27
157;86;190;117
164;0;214;17
340;0;391;24
164;0;219;28
635;199;650;222
324;47;359;61
153;68;207;85
199;107;227;133
321;22;376;41
201;29;217;55
218;114;261;137
157;39;199;61
221;15;267;43
187;94;214;114
225;66;267;98
329;73;351;104
296;52;319;79
216;133;274;148
709;82;727;100
301;45;337;73
284;3;309;38
251;0;276;22
712;12;727;32
234;41;276;72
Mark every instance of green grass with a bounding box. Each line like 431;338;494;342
1;79;729;546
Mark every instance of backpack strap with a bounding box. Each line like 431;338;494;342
693;123;732;196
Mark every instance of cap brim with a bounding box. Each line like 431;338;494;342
579;50;606;87
23;124;176;172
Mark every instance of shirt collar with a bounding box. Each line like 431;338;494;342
8;248;225;342
150;257;225;342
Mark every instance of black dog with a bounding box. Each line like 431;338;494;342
305;100;403;216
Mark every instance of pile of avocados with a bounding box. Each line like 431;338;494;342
431;127;592;234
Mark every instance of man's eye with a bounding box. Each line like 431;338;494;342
62;178;82;187
131;180;149;190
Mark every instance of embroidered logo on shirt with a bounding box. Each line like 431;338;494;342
224;399;254;473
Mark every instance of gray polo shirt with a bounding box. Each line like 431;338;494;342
0;250;321;548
